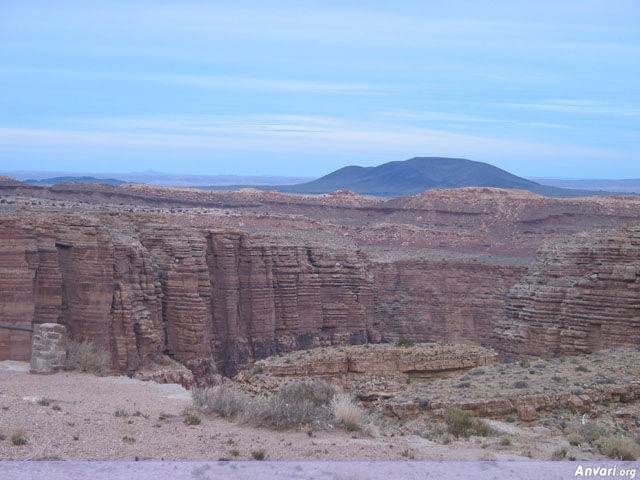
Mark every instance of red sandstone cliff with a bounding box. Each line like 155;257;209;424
0;212;523;380
493;222;640;357
0;213;376;378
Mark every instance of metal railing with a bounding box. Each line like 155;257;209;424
0;324;34;332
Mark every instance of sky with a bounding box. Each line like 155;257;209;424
1;0;639;178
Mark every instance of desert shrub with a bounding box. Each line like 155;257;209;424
469;368;485;376
552;447;568;460
64;340;108;375
37;398;50;406
330;392;363;431
513;380;528;389
575;365;590;372
577;421;609;443
568;433;585;446
276;379;334;407
595;436;640;461
251;448;266;460
183;414;201;425
192;384;249;418
396;336;415;348
444;407;495;438
499;435;511;446
11;429;27;446
244;380;335;430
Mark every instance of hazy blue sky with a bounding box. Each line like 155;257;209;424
1;1;639;178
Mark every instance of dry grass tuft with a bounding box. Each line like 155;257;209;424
64;340;109;375
330;392;363;431
192;384;249;418
595;436;640;461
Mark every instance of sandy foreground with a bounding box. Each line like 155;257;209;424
0;360;595;461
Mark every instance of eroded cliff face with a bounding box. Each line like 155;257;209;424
370;260;525;346
0;212;524;380
0;213;375;378
493;223;640;357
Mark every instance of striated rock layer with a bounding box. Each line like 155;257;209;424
0;212;522;380
0;213;375;379
493;223;640;357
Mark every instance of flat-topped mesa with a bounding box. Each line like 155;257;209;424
252;343;498;381
493;222;640;357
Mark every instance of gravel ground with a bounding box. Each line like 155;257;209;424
0;361;548;461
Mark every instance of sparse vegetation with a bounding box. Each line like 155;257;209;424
444;407;495;438
114;409;128;418
595;436;640;461
122;436;136;444
513;380;528;389
37;398;51;406
183;414;201;425
244;380;335;430
396;336;415;348
552;447;568;460
330;392;363;432
192;384;249;418
11;429;27;446
251;448;266;460
64;340;109;375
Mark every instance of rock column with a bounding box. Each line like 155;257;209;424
30;323;67;374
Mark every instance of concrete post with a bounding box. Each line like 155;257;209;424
30;323;67;374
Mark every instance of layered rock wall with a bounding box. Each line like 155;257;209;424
493;223;640;357
0;214;375;378
371;260;525;346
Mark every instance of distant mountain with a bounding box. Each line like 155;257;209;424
7;170;314;187
266;157;603;198
531;178;640;194
23;176;126;186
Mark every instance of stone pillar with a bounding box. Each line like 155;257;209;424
30;323;67;374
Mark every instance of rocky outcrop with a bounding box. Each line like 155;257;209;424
493;223;640;357
252;343;497;380
384;382;640;420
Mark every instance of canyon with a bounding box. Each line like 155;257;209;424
2;179;640;383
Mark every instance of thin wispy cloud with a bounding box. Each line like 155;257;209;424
498;100;640;117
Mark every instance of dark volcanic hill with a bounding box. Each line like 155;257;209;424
283;157;596;197
203;157;601;198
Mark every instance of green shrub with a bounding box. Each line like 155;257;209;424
444;407;495;438
396;336;415;348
